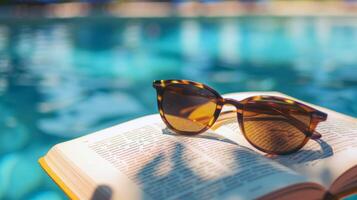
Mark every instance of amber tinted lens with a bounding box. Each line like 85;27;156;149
161;84;218;133
242;100;311;154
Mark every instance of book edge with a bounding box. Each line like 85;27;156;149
38;157;79;200
258;182;326;200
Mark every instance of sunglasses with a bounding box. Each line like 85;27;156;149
153;80;328;155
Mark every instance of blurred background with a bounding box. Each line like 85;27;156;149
0;0;357;199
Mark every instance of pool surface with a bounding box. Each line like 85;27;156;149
0;17;356;199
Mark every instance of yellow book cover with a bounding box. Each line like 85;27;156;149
39;158;79;200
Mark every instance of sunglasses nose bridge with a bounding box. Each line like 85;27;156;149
223;98;243;113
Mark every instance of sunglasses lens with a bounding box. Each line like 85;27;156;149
161;84;218;133
242;99;311;154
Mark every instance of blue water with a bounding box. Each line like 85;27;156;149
0;17;356;199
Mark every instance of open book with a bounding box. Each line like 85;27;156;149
39;91;357;200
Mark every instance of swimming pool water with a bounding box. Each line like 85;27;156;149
0;17;356;199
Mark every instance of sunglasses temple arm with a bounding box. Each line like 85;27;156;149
211;110;308;134
210;111;238;130
270;107;322;139
187;108;322;139
311;130;322;140
214;109;322;139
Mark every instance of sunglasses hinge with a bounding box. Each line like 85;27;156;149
153;80;164;89
312;110;328;121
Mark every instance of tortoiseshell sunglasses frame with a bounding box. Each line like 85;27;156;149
153;79;328;155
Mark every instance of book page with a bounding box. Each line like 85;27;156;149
274;113;357;188
219;92;357;188
57;114;309;200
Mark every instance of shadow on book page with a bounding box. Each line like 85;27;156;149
162;127;239;146
91;185;112;200
273;138;334;166
88;140;324;199
86;120;356;200
135;142;315;200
